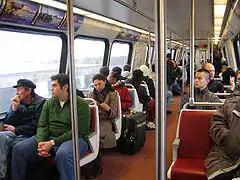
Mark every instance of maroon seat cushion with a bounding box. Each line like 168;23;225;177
171;158;207;180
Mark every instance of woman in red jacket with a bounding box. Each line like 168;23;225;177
108;71;132;114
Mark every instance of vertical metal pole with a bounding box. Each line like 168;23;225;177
207;34;210;60
189;0;195;105
66;0;81;180
211;37;214;63
154;0;166;179
181;39;185;94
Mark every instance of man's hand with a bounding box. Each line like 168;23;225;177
37;141;53;157
11;95;20;111
4;124;15;133
99;103;110;111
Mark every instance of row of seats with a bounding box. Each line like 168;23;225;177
167;109;216;180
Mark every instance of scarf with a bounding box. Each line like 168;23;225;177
92;87;109;104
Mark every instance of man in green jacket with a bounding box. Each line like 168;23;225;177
10;74;91;180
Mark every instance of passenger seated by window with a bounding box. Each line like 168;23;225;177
203;63;224;93
230;70;240;92
10;74;90;180
85;74;118;178
139;65;156;99
129;69;156;129
222;66;236;85
108;71;132;114
205;94;240;180
121;64;132;80
99;66;110;78
180;68;221;110
0;79;45;180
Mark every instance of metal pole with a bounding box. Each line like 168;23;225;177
189;0;195;106
154;0;166;179
211;37;214;63
66;0;81;180
181;39;185;95
207;34;210;60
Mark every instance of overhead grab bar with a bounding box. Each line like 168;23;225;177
183;102;224;109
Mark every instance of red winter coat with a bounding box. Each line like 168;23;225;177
113;82;132;114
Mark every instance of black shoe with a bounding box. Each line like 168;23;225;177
84;167;103;179
167;110;172;114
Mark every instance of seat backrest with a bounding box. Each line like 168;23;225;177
141;81;150;97
89;105;97;133
127;88;143;112
178;109;215;159
114;91;122;139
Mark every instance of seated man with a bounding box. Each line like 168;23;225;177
205;95;240;180
121;64;132;80
180;68;221;110
203;63;224;93
0;79;45;179
11;74;91;180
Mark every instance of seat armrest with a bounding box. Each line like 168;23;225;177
172;138;180;162
85;132;97;152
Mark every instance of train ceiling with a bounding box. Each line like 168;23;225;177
57;0;214;46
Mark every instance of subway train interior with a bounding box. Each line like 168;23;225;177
0;0;240;180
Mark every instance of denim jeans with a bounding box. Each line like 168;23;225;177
11;137;89;180
0;131;28;178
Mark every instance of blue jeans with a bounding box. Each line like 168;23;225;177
11;137;89;180
0;131;28;178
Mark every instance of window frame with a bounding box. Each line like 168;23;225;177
108;40;133;67
0;24;67;73
0;25;66;114
74;35;109;67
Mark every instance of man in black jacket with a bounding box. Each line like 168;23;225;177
0;79;45;179
203;63;224;93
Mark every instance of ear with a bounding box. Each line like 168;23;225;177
63;84;69;92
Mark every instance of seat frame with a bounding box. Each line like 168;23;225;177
167;109;216;179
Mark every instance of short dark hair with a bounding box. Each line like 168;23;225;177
99;66;109;77
132;69;144;83
51;74;69;92
123;64;131;72
166;53;171;59
92;73;114;92
110;71;121;81
93;74;106;82
196;68;210;80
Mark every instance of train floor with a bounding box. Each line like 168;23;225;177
96;94;182;180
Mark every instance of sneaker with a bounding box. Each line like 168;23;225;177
147;122;156;130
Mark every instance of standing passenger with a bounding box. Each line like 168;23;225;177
11;74;90;180
0;79;45;180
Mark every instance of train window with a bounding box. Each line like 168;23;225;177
109;42;130;70
74;38;105;89
234;39;240;68
0;30;62;113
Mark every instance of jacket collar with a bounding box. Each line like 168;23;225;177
195;87;209;95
